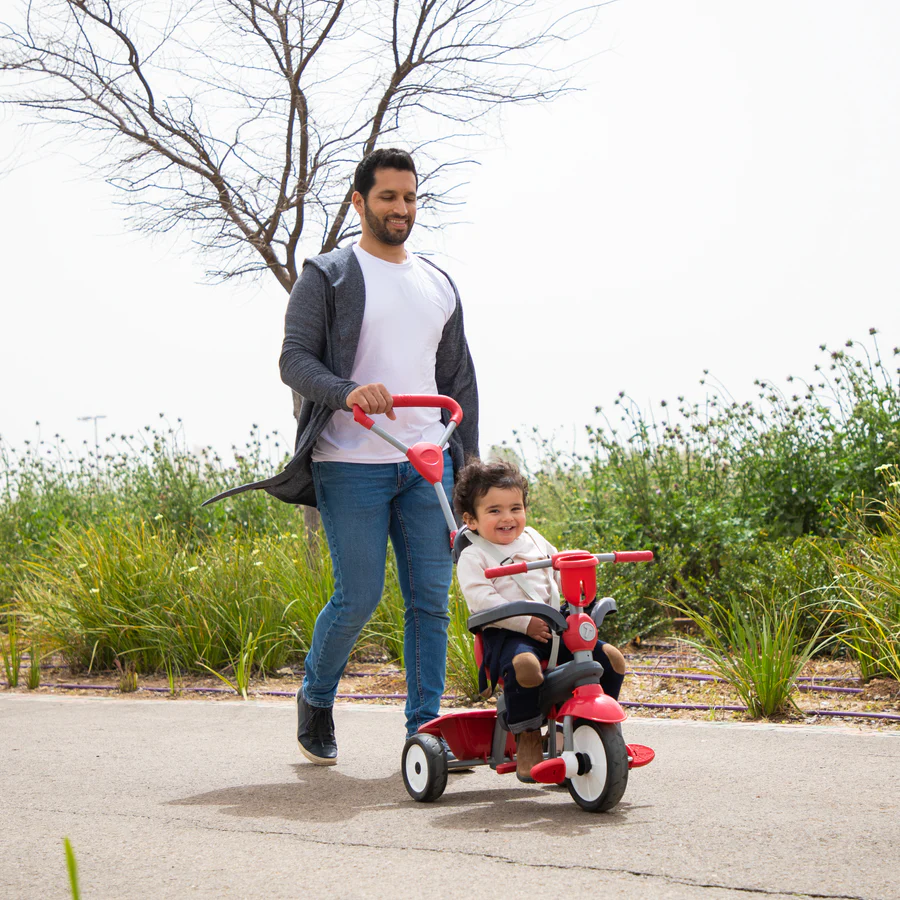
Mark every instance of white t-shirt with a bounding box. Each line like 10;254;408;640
312;243;456;464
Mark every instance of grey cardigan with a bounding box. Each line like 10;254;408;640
204;245;479;508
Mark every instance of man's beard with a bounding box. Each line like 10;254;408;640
364;203;413;245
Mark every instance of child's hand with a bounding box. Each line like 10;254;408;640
526;616;551;644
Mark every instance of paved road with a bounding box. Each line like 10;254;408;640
1;694;898;899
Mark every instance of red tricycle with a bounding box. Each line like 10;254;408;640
402;547;656;812
351;393;656;812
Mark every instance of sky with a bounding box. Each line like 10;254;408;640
2;0;900;468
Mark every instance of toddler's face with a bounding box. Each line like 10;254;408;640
463;486;526;545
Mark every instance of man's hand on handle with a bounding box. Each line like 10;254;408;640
347;383;396;420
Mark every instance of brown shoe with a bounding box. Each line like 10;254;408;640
516;730;544;783
512;652;544;688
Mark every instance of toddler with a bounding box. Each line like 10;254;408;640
454;458;626;782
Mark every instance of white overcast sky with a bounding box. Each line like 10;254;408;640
2;0;899;466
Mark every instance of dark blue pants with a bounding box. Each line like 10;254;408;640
481;630;624;733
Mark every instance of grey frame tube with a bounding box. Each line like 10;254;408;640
369;422;409;455
435;482;458;532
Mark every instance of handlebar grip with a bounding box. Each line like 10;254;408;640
353;405;375;429
484;562;528;578
614;550;654;563
391;394;463;424
352;394;463;429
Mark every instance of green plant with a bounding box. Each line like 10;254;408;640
17;524;322;677
114;656;138;693
26;637;43;690
515;332;900;632
199;615;262;699
669;590;832;718
828;469;900;681
445;583;480;700
64;837;81;900
1;607;24;687
163;658;179;696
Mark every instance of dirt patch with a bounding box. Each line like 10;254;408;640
5;642;898;731
860;678;900;702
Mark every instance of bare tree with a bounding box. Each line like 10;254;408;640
1;0;599;528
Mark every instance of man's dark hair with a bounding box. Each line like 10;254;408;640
353;148;418;199
453;458;529;520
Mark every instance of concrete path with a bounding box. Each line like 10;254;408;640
1;694;898;899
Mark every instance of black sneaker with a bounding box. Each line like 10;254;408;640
296;687;337;765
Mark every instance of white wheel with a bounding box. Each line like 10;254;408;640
566;720;628;812
402;734;448;802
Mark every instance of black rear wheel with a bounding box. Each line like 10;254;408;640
402;734;448;802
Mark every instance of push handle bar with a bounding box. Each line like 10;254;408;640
484;550;654;580
352;393;463;429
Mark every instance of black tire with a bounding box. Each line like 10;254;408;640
401;734;448;802
566;720;629;812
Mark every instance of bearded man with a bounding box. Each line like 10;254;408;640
209;148;479;763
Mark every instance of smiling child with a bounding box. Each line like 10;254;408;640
453;458;627;782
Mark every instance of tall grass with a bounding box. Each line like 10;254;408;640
1;607;23;686
4;332;899;694
18;522;329;677
0;422;295;605
671;590;832;717
829;468;900;681
445;583;480;700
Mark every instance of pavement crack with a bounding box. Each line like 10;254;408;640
20;804;878;900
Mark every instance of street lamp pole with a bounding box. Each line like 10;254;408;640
77;415;107;458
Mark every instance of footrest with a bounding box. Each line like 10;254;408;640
627;743;655;769
495;762;518;775
530;757;567;784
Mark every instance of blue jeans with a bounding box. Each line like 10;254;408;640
305;451;454;737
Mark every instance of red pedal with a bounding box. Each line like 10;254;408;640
530;757;567;784
495;762;517;774
627;744;655;768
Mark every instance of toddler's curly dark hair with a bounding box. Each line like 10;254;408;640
453;458;529;520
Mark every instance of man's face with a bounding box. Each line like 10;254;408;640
355;167;417;246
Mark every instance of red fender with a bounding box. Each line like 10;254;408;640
557;683;627;724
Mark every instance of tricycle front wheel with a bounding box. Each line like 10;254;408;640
566;720;629;812
402;734;448;802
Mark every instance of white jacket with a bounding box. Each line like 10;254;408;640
456;527;560;634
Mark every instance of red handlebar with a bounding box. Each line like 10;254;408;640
353;393;463;429
483;562;528;579
484;550;653;579
614;550;654;563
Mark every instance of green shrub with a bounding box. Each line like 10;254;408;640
517;332;900;639
445;580;480;700
18;522;329;677
670;590;832;718
829;469;900;681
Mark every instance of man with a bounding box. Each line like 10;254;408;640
207;148;478;764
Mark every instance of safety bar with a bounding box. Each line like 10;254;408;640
484;550;654;580
467;601;568;635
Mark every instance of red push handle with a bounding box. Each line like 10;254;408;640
484;562;528;579
614;550;654;563
392;394;463;423
353;393;463;429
